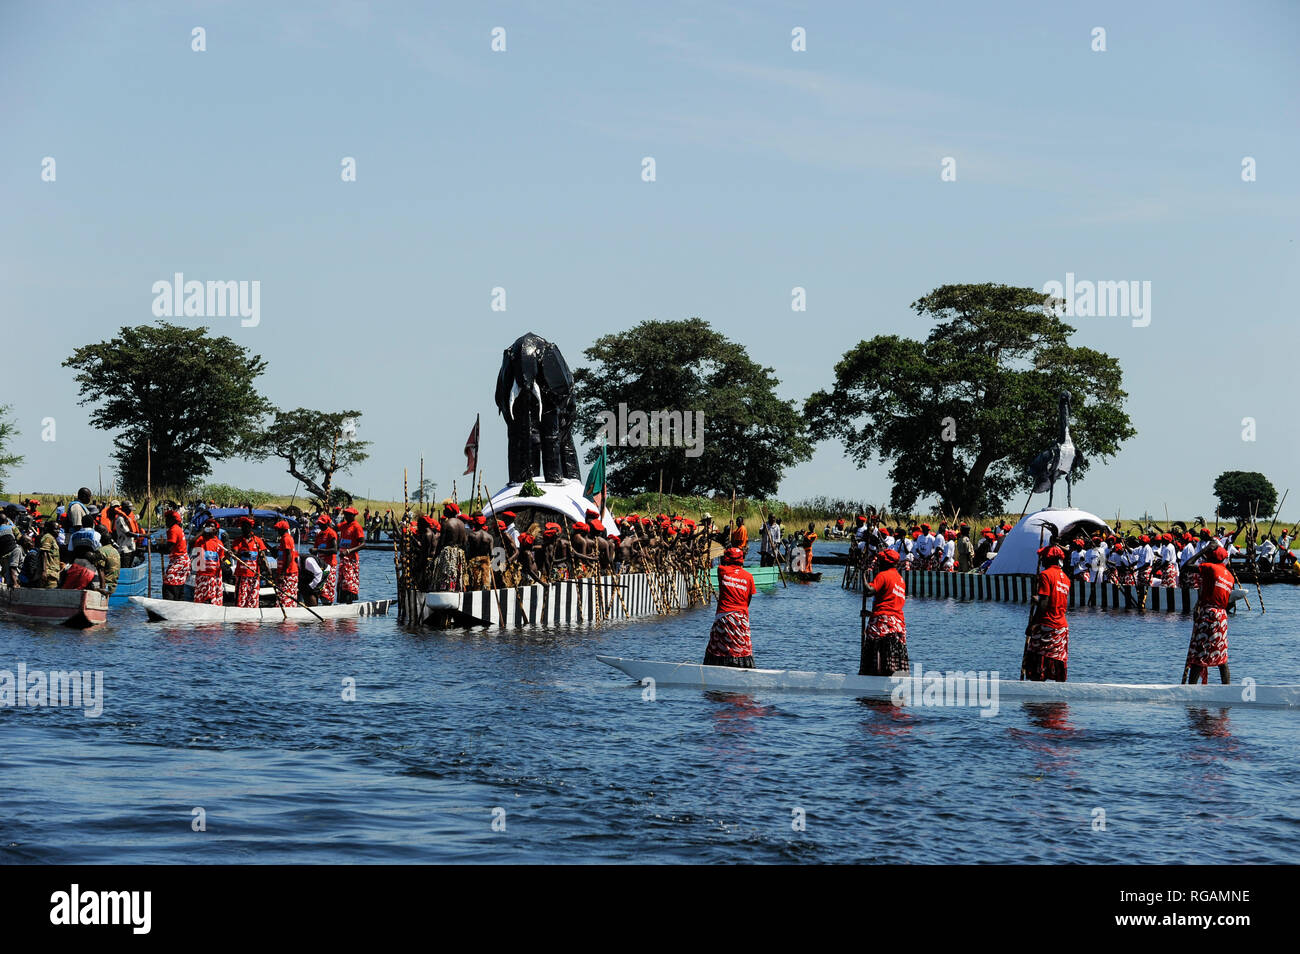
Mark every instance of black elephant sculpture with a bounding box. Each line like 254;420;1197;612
495;332;581;484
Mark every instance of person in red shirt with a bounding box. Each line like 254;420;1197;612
1185;545;1234;685
314;514;339;605
1023;545;1071;681
193;518;226;605
336;507;366;603
860;548;908;676
230;516;267;608
60;544;102;591
162;509;190;600
705;547;758;668
272;518;299;607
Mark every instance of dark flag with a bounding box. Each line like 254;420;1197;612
463;414;480;476
583;440;606;514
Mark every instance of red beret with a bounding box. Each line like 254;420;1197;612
443;502;460;517
590;520;605;533
573;522;589;532
274;519;290;531
501;511;516;520
878;548;900;564
237;516;255;528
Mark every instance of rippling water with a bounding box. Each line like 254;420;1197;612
2;550;1297;863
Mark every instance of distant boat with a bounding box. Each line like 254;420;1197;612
706;566;781;588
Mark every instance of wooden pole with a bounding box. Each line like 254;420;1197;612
146;439;153;598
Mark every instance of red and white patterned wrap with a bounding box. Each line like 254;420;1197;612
1138;565;1153;587
1027;622;1069;662
1161;565;1179;588
277;570;298;607
706;610;753;659
1183;564;1200;589
194;573;223;606
1186;606;1229;667
236;576;260;608
865;612;907;643
339;553;360;595
164;555;190;587
321;571;337;605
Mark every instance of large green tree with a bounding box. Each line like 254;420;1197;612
63;322;273;491
250;408;371;507
573;318;812;497
1212;471;1277;522
805;283;1136;516
0;405;22;493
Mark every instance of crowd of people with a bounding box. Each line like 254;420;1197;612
0;489;146;594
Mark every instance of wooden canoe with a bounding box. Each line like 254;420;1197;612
129;595;394;623
0;584;109;628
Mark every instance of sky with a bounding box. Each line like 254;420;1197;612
2;1;1298;519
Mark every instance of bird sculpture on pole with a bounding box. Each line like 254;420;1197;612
1027;391;1078;508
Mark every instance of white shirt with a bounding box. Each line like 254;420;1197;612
302;554;324;589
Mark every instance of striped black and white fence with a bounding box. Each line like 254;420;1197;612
405;571;695;627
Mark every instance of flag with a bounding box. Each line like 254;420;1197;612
583;440;606;514
463;414;480;476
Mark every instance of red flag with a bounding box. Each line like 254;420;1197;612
463;414;480;476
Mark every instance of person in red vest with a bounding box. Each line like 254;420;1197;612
194;517;226;605
230;516;267;608
1185;545;1234;685
336;507;365;604
704;547;758;668
860;548;908;676
60;543;102;591
314;514;339;605
162;509;190;600
1024;545;1071;681
272;518;299;607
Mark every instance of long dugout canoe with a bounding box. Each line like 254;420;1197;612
597;656;1300;709
847;568;1236;614
129;595;394;623
406;570;697;627
0;584;109;628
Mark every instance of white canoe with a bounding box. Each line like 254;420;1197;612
129;595;394;623
596;656;1300;709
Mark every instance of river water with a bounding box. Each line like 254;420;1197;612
2;549;1297;863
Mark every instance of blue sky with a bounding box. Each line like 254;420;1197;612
3;1;1297;518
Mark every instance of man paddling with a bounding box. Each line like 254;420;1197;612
704;547;757;668
860;548;908;676
1024;545;1070;682
272;518;299;607
336;507;365;604
1184;545;1234;685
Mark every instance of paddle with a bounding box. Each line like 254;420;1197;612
230;550;324;622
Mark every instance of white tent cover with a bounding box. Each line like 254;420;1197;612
985;507;1112;575
487;478;620;537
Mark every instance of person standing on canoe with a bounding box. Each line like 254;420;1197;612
194;518;227;606
337;507;365;604
272;518;299;607
1184;545;1234;685
231;516;267;608
35;518;62;588
729;517;749;560
465;514;494;590
162;509;190;599
704;547;758;668
314;514;339;604
859;548;908;676
1023;545;1071;682
432;501;469;591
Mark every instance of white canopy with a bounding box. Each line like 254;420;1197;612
986;507;1111;575
487;478;620;537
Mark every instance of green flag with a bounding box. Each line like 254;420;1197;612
583;441;606;512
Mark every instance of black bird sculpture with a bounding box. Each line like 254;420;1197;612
1028;391;1078;507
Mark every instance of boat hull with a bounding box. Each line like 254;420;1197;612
128;595;393;623
0;585;109;628
596;656;1300;709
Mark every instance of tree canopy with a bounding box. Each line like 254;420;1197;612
0;405;22;493
1212;471;1277;522
805;283;1136;516
249;408;370;508
573;318;812;497
63;322;272;491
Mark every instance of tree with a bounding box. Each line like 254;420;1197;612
0;406;22;493
411;478;437;503
63;323;273;491
1212;471;1277;522
251;408;370;507
573;318;812;497
805;283;1137;516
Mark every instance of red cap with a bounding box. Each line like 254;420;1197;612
722;546;744;565
573;522;589;532
1040;545;1065;560
878;548;900;565
237;516;255;528
519;533;535;545
586;508;599;517
591;520;605;533
443;502;460;517
501;511;516;520
342;506;358;516
317;514;332;525
474;515;488;526
274;519;290;531
496;520;506;531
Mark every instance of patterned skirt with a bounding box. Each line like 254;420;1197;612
1160;565;1178;588
320;564;337;604
339;554;360;595
859;614;909;676
468;555;493;590
1138;565;1153;587
236;575;260;608
164;555;190;586
1186;606;1229;668
1116;567;1137;586
194;573;223;606
1183;566;1200;589
1027;622;1069;662
432;546;468;591
276;570;299;607
706;610;753;659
